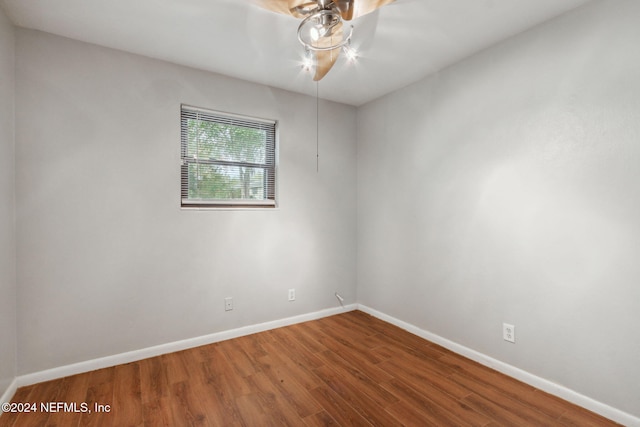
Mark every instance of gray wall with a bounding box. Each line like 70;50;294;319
0;5;16;400
15;29;357;374
357;0;640;418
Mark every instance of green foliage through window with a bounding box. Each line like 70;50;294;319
181;105;276;207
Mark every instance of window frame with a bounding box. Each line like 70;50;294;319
180;104;277;209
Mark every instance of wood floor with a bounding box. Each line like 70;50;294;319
0;311;620;426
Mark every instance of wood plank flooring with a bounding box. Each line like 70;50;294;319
0;310;621;426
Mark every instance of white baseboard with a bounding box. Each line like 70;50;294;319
17;304;357;388
0;377;18;420
0;377;18;404
357;304;640;427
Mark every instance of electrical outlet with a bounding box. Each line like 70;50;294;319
224;297;233;311
503;323;515;343
288;289;295;301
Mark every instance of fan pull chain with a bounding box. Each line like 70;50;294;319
316;80;319;173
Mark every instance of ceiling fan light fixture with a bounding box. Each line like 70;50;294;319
255;0;395;80
343;43;358;62
297;9;352;52
310;26;319;41
301;49;314;71
310;25;327;41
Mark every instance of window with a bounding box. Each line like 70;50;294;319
180;105;277;208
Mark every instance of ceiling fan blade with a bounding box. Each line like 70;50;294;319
313;48;341;81
313;22;344;81
290;1;319;18
334;0;395;21
252;0;316;17
333;0;355;20
252;0;290;16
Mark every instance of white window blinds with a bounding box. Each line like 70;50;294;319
181;105;277;208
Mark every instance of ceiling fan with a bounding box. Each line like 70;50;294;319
254;0;396;80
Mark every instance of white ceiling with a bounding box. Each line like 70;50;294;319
1;0;592;106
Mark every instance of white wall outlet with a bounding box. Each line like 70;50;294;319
503;323;515;343
288;289;295;301
224;297;233;311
